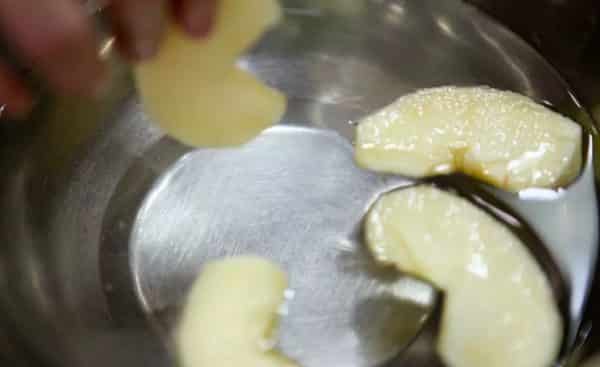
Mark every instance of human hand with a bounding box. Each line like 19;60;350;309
0;0;216;118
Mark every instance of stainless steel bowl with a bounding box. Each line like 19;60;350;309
0;0;599;366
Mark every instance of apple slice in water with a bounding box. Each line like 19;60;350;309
177;256;297;367
364;186;562;367
355;86;582;191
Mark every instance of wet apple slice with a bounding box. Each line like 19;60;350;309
136;0;286;147
177;256;297;367
355;86;582;191
365;186;562;367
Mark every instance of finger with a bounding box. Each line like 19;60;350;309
173;0;217;38
0;0;106;96
0;63;33;119
109;0;167;61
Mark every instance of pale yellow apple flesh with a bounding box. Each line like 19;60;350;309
355;86;582;191
136;0;286;147
177;256;297;367
365;186;562;367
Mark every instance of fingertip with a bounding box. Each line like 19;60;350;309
180;0;217;38
109;0;167;62
117;37;161;63
135;39;160;60
0;0;108;99
51;53;108;98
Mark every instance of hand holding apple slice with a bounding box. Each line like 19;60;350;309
136;0;286;147
365;186;562;367
355;86;582;191
177;256;297;367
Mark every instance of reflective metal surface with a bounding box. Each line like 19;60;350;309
129;128;437;367
0;0;598;366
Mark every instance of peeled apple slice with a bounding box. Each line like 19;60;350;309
136;0;286;147
365;186;562;367
355;86;582;191
177;256;297;367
